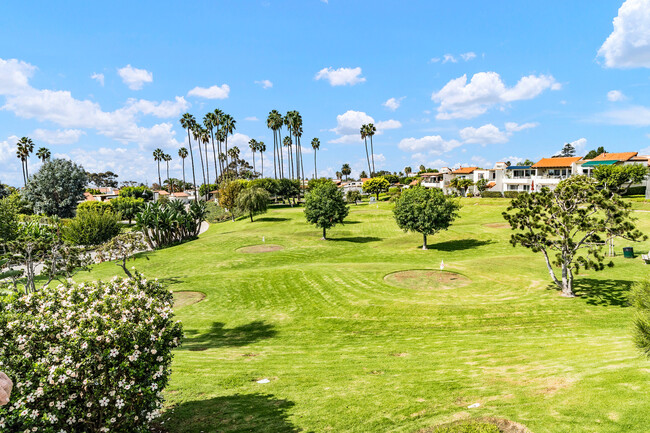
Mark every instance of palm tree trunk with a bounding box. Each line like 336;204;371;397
204;140;210;186
187;130;198;201
370;136;375;176
314;150;317;179
166;162;171;192
210;128;218;182
364;139;372;176
272;131;277;179
182;158;186;187
157;161;161;188
224;135;229;175
278;129;284;178
252;150;256;173
21;159;27;187
261;150;264;178
198;139;206;188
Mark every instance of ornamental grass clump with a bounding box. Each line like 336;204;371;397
0;273;183;432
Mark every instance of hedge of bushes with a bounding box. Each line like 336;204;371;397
480;191;504;198
0;274;183;432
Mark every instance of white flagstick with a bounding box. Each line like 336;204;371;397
439;260;445;282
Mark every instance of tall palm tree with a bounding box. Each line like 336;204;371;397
367;123;377;176
221;114;236;172
283;136;293;179
258;141;266;178
249;138;258;174
201;127;210;185
215;128;226;178
213;109;224;175
341;163;351;181
204;112;219;181
284;111;295;179
336;171;342;181
163;153;172;192
267;110;280;179
273;111;285;178
153;148;164;188
227;146;240;177
311;138;320;179
192;125;207;188
36;147;51;163
178;147;188;188
16;137;34;186
360;124;372;177
404;166;412;177
179;113;198;201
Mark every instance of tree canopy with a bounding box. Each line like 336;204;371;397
363;177;390;200
502;176;646;297
23;159;87;218
304;182;349;240
585;146;606;160
393;186;461;250
236;187;270;222
592;164;648;195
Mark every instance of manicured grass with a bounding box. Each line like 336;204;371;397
77;198;650;433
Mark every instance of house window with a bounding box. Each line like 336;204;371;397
509;185;519;191
522;185;530;191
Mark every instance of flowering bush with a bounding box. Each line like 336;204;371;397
0;273;183;432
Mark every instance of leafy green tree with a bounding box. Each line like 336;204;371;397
236;187;270;222
0;198;19;250
592;164;649;195
119;186;153;201
449;177;474;196
363;177;390;200
360;170;368;179
630;281;650;359
87;171;119;188
249;178;280;197
585;146;606;160
502;176;646;297
476;178;489;192
346;190;362;204
110;196;145;224
277;178;300;204
219;180;246;220
307;178;334;191
304;182;349;240
383;174;399;184
23;159;87;218
64;208;121;246
393;186;461;250
557;142;576;157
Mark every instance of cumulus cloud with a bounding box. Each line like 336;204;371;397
607;90;626;101
329;110;401;143
504;121;538;132
125;96;189;118
315;67;366;86
599;105;650;125
570;138;588;153
460;124;509;144
32;128;85;145
117;64;153;90
382;97;405;111
598;0;650;68
91;72;104;86
255;79;273;89
432;72;561;119
0;58;35;95
187;84;230;99
245;116;259;121
398;135;463;155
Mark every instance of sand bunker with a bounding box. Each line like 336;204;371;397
384;270;471;290
484;223;511;229
173;291;206;309
237;244;284;253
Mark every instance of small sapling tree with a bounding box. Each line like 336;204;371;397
304;182;349;240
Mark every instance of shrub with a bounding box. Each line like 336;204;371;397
119;186;153;201
136;201;207;249
0;198;19;249
630;281;650;359
0;273;183;432
110;197;145;224
76;200;113;216
625;185;646;196
346;190;362;204
504;191;521;198
481;191;504;198
205;202;230;223
64;209;121;246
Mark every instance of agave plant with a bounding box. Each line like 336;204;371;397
135;201;207;249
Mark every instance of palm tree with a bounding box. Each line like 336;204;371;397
404;166;412;177
192;125;207;188
449;177;474;197
273;111;285;178
213;109;224;176
221;114;236;171
336;171;342;181
179;113;198;201
36;147;51;163
367;123;377;175
204;112;219;182
178;147;188;189
163;154;173;192
360;124;372;177
341;163;351;181
215;128;226;178
16;137;34;186
249;138;258;174
153;148;164;188
267;110;282;179
283;136;293;179
258;141;266;177
227;146;240;177
201;127;210;185
311;138;320;179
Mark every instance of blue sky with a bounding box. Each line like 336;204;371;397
1;0;650;186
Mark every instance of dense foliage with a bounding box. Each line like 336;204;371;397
119;186;153;201
22;159;87;218
592;164;648;195
64;208;121;246
236;187;270;222
0;274;183;432
110;196;145;224
393;186;461;250
304;182;349;239
346;190;362;204
502;176;646;297
136;200;207;249
363;177;390;200
630;281;650;359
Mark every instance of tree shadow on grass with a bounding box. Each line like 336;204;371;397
256;217;290;222
426;239;494;251
566;278;633;307
159;276;184;286
181;321;277;351
155;393;304;433
343;220;362;224
328;236;382;243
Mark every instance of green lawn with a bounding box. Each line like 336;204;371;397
78;198;650;433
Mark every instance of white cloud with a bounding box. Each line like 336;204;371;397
117;64;153;90
599;105;650;125
0;58;35;95
607;90;626;101
245;116;259;121
255;79;273;89
329;110;401;143
0;137;17;163
460;124;509;144
315;67;366;86
471;155;492;167
570;137;588;153
382;97;404;111
376;119;402;130
91;72;105;86
125;96;189;118
639;145;650;154
432;72;561;119
32;128;85;145
598;0;650;68
460;52;477;61
442;54;457;64
398;135;463;155
504;121;539;132
430;57;441;63
187;84;230;99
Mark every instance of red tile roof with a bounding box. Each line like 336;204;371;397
486;181;496;189
531;157;582;168
451;166;478;174
592;152;637;162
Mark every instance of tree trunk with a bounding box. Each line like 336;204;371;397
187;130;198;201
422;233;428;250
370;136;375;176
211;129;218;182
322;226;327;240
364;139;371;176
250;211;254;222
314;151;317;179
261;151;264;178
541;248;573;297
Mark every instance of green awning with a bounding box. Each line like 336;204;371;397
581;160;617;167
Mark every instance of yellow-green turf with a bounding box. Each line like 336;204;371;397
76;198;650;433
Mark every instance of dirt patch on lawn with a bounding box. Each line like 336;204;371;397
173;291;205;309
419;417;532;433
484;222;511;229
237;244;284;253
385;270;471;290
